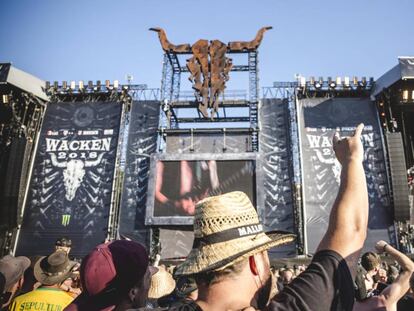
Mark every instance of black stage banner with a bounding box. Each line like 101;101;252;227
118;101;160;246
16;102;122;257
259;98;296;257
297;98;393;253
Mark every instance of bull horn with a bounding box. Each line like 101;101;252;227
84;153;105;167
149;27;162;32
251;26;273;47
50;153;67;168
149;27;170;51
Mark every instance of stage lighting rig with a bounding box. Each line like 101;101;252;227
314;77;323;89
358;77;367;88
402;90;409;102
162;99;170;112
353;76;358;87
344;76;350;88
309;76;315;86
328;77;336;89
335;77;342;86
2;95;9;104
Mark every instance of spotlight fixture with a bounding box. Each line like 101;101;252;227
344;76;350;87
359;77;367;88
70;81;76;90
328;77;336;89
335;77;342;86
309;76;315;85
314;77;323;89
353;76;358;86
402;90;409;101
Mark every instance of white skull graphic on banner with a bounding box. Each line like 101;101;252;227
49;153;104;201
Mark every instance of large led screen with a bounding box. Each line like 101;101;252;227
146;154;258;225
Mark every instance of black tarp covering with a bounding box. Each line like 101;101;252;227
259;98;296;257
297;98;393;253
16;102;122;258
118;101;160;247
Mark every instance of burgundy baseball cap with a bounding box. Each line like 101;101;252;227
64;240;156;311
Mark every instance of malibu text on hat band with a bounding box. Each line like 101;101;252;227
193;224;263;248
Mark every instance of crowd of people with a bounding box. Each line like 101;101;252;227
1;123;414;311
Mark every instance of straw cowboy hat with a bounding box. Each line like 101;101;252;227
34;250;76;285
148;266;176;299
175;191;295;276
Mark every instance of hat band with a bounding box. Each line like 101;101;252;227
193;223;263;248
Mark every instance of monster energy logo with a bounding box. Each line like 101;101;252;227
62;215;71;226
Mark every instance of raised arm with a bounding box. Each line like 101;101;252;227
375;240;414;307
317;123;368;278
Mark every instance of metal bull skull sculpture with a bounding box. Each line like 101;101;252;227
150;27;272;119
50;153;104;201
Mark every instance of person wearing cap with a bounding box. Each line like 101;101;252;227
173;124;368;311
64;240;157;311
8;250;76;311
55;237;72;255
0;255;30;310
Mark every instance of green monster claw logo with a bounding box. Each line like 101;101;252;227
62;214;71;226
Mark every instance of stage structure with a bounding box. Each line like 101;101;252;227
0;64;48;257
5;48;413;259
371;57;414;233
150;26;270;151
121;27;303;260
12;82;141;257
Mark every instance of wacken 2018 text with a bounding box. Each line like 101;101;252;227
45;138;112;152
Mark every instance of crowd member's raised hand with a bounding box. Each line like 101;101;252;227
332;123;364;165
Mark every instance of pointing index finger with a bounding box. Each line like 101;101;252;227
354;123;364;138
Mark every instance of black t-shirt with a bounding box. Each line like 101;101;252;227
397;295;414;311
266;250;354;311
168;299;202;311
171;250;353;311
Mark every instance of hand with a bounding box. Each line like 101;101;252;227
332;123;364;165
375;240;388;254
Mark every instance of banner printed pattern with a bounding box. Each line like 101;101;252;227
259;98;296;257
118;101;160;246
16;102;122;257
298;98;392;253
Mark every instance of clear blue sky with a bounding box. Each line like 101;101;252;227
1;0;414;91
